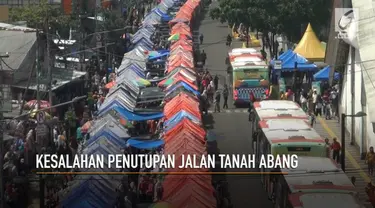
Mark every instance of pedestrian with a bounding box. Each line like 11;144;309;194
200;33;204;44
226;34;232;46
201;50;207;66
214;75;219;90
330;138;341;163
312;89;318;112
366;147;375;176
201;90;209;115
315;98;323;117
222;84;229;109
308;111;316;127
351;176;356;186
325;138;330;157
214;90;221;113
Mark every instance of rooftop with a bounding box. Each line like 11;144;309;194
0;29;37;71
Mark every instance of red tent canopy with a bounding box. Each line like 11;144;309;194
170;44;193;52
164;92;200;112
172;22;190;28
162;175;216;208
170;48;192;56
164;99;200;119
164;138;206;156
164;119;205;139
158;72;196;88
162;175;214;199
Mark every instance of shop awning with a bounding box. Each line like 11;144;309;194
313;65;340;81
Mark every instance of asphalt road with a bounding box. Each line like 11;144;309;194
199;2;273;208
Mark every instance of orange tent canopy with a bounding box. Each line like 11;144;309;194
171;28;192;36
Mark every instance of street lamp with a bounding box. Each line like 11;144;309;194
341;112;367;172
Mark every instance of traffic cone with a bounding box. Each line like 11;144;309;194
242;42;247;48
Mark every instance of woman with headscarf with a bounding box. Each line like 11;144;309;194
201;90;209;115
207;80;215;103
285;89;294;101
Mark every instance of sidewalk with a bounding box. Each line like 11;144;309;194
314;117;372;208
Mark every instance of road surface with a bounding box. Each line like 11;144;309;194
199;2;273;208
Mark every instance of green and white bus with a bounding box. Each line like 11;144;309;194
269;157;362;208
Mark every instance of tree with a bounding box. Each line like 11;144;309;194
210;0;331;55
9;0;74;30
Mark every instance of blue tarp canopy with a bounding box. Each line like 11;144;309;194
118;63;145;78
148;51;170;60
272;50;317;71
151;8;172;21
131;36;153;46
127;138;164;149
164;110;200;131
62;180;116;208
313;65;340;81
98;100;130;116
114;106;164;121
165;81;200;96
88;130;128;148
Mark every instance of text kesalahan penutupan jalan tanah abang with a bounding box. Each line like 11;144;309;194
35;154;299;169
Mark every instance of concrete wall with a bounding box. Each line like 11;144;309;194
341;47;375;152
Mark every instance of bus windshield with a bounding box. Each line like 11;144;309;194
233;68;269;80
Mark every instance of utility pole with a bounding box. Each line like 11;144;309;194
36;29;41;110
35;28;45;208
47;18;53;111
350;46;355;145
104;33;109;83
0;53;10;208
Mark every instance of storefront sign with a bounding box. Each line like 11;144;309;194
274;60;282;70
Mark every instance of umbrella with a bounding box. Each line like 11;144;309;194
26;100;51;109
29;109;51;119
81;121;93;133
134;78;151;86
120;118;133;128
105;81;116;89
168;33;180;41
158;78;174;87
149;202;174;208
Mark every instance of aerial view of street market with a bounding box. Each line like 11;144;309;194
0;0;374;207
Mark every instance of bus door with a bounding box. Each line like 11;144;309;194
274;175;291;208
258;131;272;192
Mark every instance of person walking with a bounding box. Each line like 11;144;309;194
366;147;375;176
331;138;341;163
200;33;204;44
222;84;229;109
214;90;221;113
214;75;219;91
201;50;207;66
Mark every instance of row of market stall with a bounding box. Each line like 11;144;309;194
158;0;217;207
270;23;340;93
57;0;179;207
